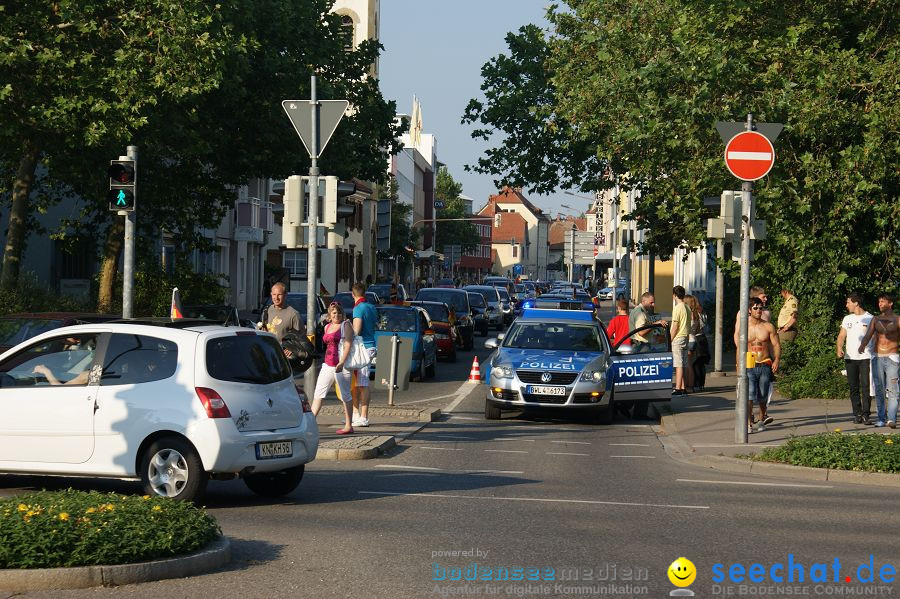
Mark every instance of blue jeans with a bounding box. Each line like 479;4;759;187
747;364;773;406
871;355;899;423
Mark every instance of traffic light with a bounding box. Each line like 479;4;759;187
282;175;306;248
107;159;135;211
377;196;391;251
322;176;357;225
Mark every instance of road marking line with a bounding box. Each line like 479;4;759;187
444;379;483;413
676;479;833;489
373;465;524;475
432;435;476;440
495;438;535;442
551;440;591;445
446;415;480;420
609;455;655;458
485;449;529;454
609;443;650;446
358;491;709;510
417;446;463;451
547;452;590;457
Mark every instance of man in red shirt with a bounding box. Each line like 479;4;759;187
607;299;631;346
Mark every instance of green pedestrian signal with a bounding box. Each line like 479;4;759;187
108;159;136;211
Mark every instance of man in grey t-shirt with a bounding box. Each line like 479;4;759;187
262;282;304;357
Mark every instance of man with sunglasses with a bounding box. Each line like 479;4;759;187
735;297;781;433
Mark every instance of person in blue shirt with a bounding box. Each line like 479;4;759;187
350;282;377;427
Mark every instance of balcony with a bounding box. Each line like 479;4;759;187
233;198;274;243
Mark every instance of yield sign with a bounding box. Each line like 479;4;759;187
724;131;775;181
282;99;349;159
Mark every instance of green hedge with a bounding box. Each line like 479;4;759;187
754;432;899;473
0;490;220;569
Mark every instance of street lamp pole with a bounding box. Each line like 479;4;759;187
568;224;576;283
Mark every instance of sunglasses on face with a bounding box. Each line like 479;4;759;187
751;306;763;311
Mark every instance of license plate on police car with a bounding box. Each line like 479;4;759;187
256;441;293;460
526;385;566;396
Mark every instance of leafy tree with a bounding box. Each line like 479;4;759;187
0;0;237;291
434;168;479;253
0;0;404;303
467;0;898;395
462;24;603;195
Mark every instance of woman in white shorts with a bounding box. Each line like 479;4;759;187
311;302;355;434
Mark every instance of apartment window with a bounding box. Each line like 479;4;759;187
340;15;354;50
284;251;307;278
512;245;518;258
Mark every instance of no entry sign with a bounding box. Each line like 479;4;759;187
724;131;775;181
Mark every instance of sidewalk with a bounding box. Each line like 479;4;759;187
651;366;900;487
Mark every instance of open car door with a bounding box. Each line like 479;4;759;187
609;324;673;403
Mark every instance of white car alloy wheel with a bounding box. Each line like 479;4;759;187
141;437;207;502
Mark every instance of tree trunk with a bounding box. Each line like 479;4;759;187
96;219;124;314
0;141;40;291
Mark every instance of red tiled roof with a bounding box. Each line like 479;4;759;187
488;186;546;217
548;217;587;245
492;212;527;244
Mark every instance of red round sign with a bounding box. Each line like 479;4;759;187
724;131;775;181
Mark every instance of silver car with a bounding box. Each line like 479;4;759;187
464;285;504;330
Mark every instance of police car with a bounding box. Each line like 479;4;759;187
483;308;672;423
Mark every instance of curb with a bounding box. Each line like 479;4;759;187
652;403;900;488
318;405;441;422
316;435;396;460
0;535;231;592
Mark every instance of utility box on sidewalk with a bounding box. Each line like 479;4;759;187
373;334;412;392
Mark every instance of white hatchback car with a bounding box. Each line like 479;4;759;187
0;320;319;502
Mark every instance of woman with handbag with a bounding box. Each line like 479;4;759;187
311;302;355;434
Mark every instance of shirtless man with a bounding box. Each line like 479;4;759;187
735;297;781;432
858;293;899;428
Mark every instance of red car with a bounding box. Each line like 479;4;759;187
405;300;459;362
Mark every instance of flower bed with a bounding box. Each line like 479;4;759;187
753;432;899;473
0;489;220;569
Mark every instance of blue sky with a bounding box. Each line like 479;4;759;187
378;1;586;218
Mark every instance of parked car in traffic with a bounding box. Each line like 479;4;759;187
466;292;491;336
496;287;515;325
0;313;119;354
0;319;319;502
330;291;379;313
463;285;504;331
413;288;474;350
406;300;460;362
368;283;408;303
435;278;456;289
372;305;437;381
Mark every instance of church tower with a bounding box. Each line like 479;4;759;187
331;0;380;78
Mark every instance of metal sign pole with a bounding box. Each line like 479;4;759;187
714;238;725;373
305;74;320;400
388;334;399;406
122;145;137;318
735;113;754;444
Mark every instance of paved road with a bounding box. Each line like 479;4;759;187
9;375;899;599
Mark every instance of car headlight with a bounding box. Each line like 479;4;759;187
492;365;514;379
579;370;605;383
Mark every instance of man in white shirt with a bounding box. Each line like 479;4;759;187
836;292;873;424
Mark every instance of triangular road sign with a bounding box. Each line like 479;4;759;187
282;99;349;159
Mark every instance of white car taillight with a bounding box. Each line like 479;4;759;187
195;387;232;418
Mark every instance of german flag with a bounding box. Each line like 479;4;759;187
170;288;185;320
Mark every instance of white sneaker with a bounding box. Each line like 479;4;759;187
353;417;369;427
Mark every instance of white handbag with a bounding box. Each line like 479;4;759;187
339;322;371;370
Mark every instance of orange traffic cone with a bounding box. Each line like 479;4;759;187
469;356;481;382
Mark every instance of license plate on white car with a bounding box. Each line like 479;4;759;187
526;385;566;396
256;441;293;460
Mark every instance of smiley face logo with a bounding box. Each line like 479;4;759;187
668;557;696;587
